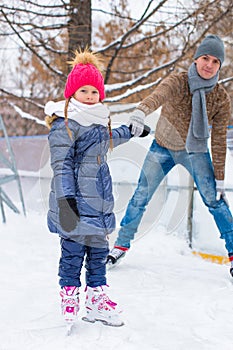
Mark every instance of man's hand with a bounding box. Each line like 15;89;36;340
216;180;229;206
128;110;145;137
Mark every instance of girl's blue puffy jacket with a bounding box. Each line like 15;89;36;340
47;117;131;240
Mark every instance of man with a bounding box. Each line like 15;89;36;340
107;35;233;277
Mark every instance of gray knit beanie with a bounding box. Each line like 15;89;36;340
194;34;225;66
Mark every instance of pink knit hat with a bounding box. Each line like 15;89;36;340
64;49;105;101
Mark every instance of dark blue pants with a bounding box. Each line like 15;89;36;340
59;235;109;288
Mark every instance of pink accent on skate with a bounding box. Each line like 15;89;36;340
60;286;80;321
106;299;117;308
66;307;75;313
64;286;78;295
91;293;117;311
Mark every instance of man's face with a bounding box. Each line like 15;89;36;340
195;55;221;80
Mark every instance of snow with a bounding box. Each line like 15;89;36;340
1;182;233;350
11;104;46;126
1;138;233;349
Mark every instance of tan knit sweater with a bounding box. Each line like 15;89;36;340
137;72;231;180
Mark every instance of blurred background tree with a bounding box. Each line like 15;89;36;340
0;0;232;135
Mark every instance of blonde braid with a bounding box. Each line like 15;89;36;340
108;116;113;151
64;97;73;140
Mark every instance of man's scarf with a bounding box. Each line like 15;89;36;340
186;62;219;153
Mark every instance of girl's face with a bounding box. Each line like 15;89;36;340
194;55;220;80
73;85;100;104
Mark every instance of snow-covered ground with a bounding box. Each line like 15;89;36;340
1;116;233;349
1;169;233;350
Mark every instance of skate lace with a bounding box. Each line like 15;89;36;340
61;294;79;307
92;293;117;311
60;287;79;307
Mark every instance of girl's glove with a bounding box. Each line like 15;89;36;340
58;197;80;232
216;180;229;206
128;110;145;137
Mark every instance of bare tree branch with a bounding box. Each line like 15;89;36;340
1;8;65;78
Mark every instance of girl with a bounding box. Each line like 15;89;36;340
44;48;149;329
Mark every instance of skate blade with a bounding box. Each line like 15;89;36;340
64;318;76;336
66;322;74;336
82;315;124;327
106;259;122;270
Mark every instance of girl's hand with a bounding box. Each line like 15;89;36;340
58;198;80;232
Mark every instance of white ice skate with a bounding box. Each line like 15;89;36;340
82;285;124;327
106;246;128;269
60;286;79;335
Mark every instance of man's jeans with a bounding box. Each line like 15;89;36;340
115;139;233;255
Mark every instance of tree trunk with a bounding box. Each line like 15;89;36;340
67;0;92;61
